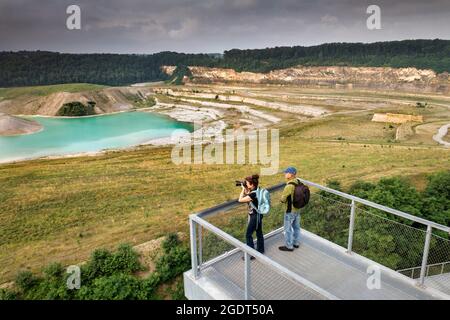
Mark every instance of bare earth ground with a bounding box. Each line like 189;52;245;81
0;113;42;136
0;82;449;283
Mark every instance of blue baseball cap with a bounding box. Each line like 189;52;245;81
283;166;297;175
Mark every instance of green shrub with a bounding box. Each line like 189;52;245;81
423;171;450;201
81;248;113;283
162;233;181;252
169;277;186;300
77;274;142;300
24;279;73;300
57;101;96;116
12;264;76;300
325;179;343;191
15;271;39;292
156;246;190;282
7;243;174;300
76;271;160;300
366;177;422;218
317;180;346;203
43;262;65;280
6;239;195;300
139;273;161;300
348;180;376;199
156;234;190;282
81;244;142;285
0;288;18;300
111;244;143;274
421;171;450;227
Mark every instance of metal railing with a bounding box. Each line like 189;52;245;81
189;178;450;299
398;261;450;279
190;215;338;299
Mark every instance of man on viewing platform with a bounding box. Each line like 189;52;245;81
279;167;302;252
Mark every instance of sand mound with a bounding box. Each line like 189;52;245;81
0;87;154;116
0;113;42;136
372;113;423;124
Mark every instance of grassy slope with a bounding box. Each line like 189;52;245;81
0;83;108;100
1;136;449;282
0;85;449;282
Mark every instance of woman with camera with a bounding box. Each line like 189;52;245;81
238;174;265;259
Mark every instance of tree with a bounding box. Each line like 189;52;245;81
56;101;96;116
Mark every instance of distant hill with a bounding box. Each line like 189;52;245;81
222;39;450;74
0;51;218;87
0;39;449;87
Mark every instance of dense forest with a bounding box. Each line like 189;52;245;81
0;51;218;87
222;39;450;73
0;39;449;87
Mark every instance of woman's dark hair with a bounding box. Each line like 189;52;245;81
245;174;259;189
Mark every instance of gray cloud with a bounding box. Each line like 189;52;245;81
0;0;449;53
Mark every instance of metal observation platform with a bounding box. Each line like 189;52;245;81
184;179;450;300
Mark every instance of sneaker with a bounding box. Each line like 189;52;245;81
278;246;294;252
293;244;300;249
241;256;256;261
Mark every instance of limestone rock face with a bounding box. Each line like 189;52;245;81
161;65;449;94
161;66;177;76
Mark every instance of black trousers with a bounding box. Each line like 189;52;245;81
246;214;264;254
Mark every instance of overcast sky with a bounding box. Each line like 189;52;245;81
0;0;449;54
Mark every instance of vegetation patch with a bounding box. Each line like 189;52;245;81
134;96;156;109
57;101;96;116
167;65;193;85
0;83;107;100
0;234;190;300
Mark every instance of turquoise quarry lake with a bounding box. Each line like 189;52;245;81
0;111;193;163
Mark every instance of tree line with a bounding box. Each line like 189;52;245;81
0;51;218;87
221;39;450;73
0;39;449;87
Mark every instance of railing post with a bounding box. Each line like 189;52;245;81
347;200;356;254
198;223;203;267
244;252;251;300
419;225;432;286
189;216;199;279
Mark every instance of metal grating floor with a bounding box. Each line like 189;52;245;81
424;273;450;296
196;230;445;300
